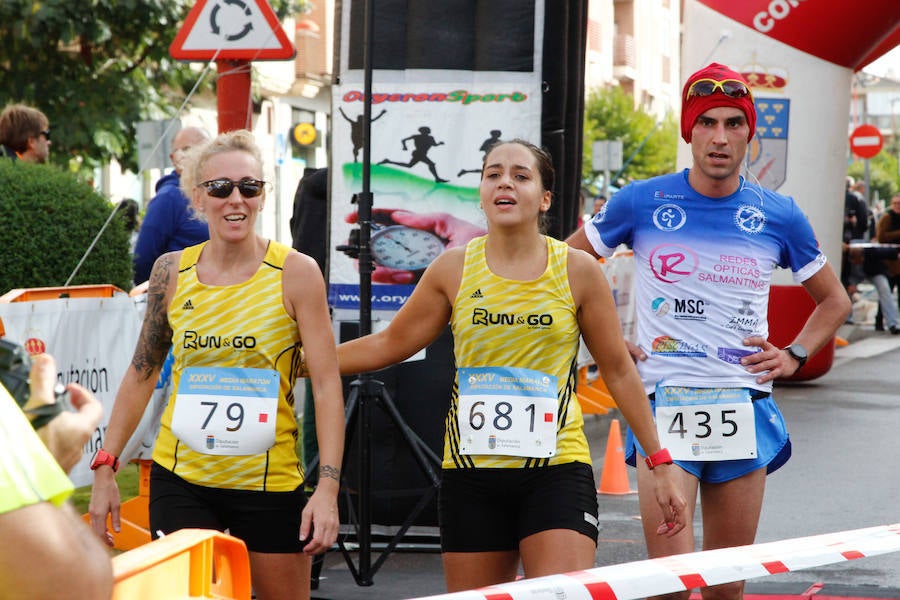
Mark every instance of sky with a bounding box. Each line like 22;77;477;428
863;44;900;78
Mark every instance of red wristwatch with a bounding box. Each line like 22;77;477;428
644;448;673;470
90;448;120;473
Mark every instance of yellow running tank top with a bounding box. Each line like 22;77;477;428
153;241;304;491
446;235;591;469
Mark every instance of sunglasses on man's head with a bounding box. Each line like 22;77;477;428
686;78;753;101
40;129;50;140
198;178;266;198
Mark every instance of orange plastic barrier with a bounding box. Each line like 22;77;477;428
576;365;617;415
0;284;125;302
112;529;251;600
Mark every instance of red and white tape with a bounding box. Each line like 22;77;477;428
411;523;900;600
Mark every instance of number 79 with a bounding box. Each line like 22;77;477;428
200;400;245;432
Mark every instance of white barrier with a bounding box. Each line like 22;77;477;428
0;293;147;486
410;523;900;599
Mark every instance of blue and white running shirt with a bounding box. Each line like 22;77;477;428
584;169;827;393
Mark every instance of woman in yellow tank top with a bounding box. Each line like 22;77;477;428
332;139;687;592
88;130;346;600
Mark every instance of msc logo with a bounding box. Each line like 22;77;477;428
472;308;553;328
651;297;707;321
672;298;707;322
674;298;705;314
183;330;257;350
649;244;699;284
652;204;687;231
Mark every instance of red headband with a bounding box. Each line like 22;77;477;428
681;63;756;143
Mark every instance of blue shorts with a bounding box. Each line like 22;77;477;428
625;392;791;483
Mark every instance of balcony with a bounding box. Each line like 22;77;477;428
613;33;636;82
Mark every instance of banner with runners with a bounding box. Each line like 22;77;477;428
328;0;545;312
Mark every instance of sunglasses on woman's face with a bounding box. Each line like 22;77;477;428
198;178;266;198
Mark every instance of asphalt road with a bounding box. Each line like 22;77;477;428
311;326;900;600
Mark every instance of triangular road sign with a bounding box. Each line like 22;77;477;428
170;0;295;61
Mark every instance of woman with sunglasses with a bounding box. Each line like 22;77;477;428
88;129;346;600
318;139;686;592
567;63;850;600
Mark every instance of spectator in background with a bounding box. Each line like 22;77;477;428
132;126;211;285
844;177;868;241
290;167;329;478
852;181;872;240
874;193;900;330
844;241;900;335
592;194;607;216
842;178;868;307
116;198;141;255
0;103;51;163
290;167;329;274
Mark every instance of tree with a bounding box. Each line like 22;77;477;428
847;151;900;206
582;85;678;192
0;0;301;175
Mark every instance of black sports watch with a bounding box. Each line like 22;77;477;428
783;343;808;370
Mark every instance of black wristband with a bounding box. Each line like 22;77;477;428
24;401;65;430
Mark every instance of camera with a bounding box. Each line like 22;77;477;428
0;337;69;429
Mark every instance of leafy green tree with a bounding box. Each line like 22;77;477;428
582;86;678;192
847;151;900;206
0;0;301;174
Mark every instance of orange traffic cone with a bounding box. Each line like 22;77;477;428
597;418;636;495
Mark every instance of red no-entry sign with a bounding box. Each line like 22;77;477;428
849;124;883;159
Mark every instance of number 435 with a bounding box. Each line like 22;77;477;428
666;409;738;439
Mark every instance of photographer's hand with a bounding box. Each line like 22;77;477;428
30;354;103;473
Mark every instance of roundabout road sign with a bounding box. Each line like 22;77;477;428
170;0;295;61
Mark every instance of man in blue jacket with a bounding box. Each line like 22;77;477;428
132;125;211;285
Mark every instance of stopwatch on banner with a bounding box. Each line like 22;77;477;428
370;225;446;271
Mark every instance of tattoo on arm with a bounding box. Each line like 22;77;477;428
319;464;341;483
132;255;174;381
